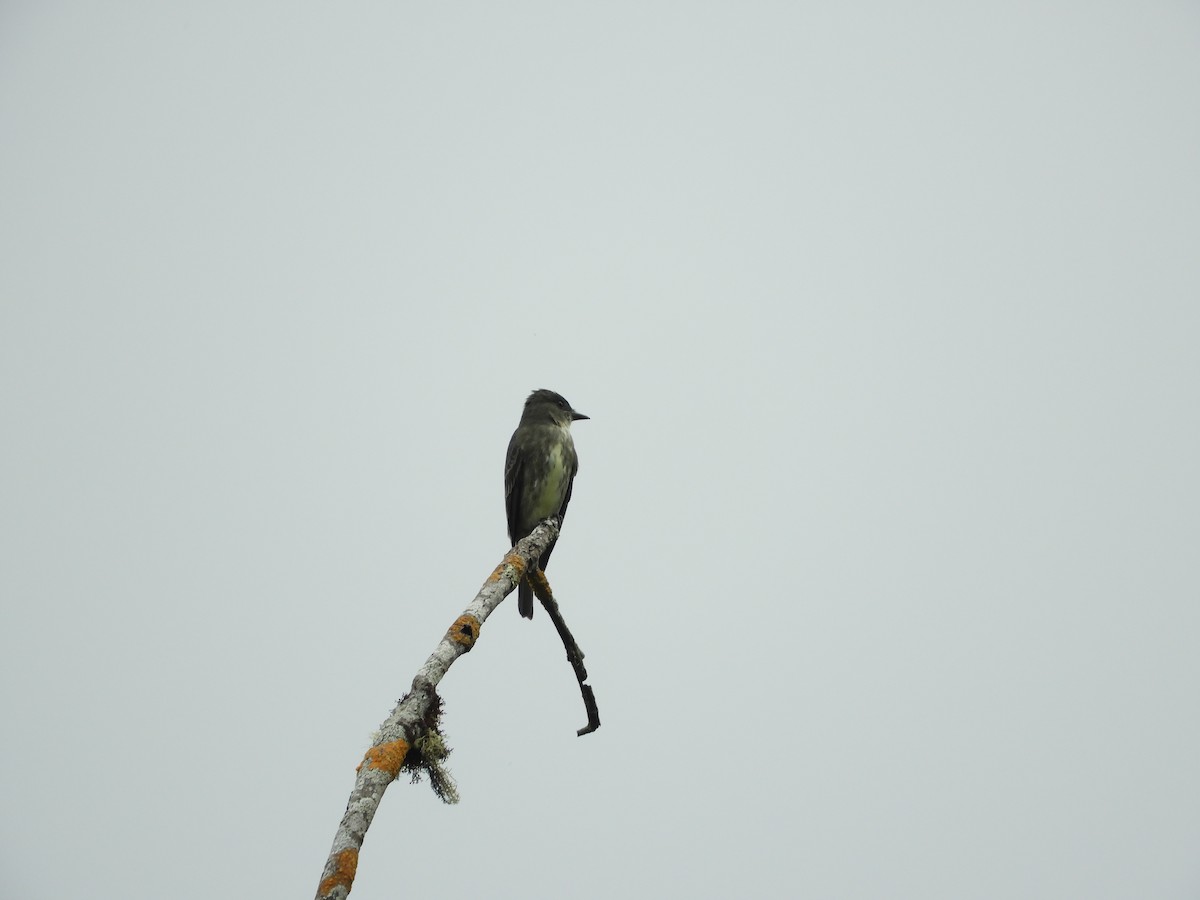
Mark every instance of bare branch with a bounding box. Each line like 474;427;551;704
530;570;601;735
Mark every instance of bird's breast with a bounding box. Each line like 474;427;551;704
531;443;568;513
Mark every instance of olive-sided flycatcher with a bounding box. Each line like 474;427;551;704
505;389;588;618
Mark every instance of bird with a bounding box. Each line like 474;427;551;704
504;389;588;618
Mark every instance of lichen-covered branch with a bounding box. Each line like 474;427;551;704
314;519;561;900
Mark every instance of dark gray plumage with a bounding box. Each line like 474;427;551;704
504;389;588;618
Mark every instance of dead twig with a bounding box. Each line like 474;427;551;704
530;566;601;735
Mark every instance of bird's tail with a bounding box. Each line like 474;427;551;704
518;578;534;619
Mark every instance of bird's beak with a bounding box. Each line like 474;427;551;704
571;410;590;421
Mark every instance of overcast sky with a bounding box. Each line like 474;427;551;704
3;3;1199;898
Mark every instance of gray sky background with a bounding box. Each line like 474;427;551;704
2;3;1199;898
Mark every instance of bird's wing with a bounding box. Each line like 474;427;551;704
504;434;523;544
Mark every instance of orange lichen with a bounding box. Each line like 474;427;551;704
489;551;527;583
529;568;552;600
448;614;480;648
358;740;409;778
317;847;358;896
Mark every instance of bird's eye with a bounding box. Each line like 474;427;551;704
558;399;568;409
